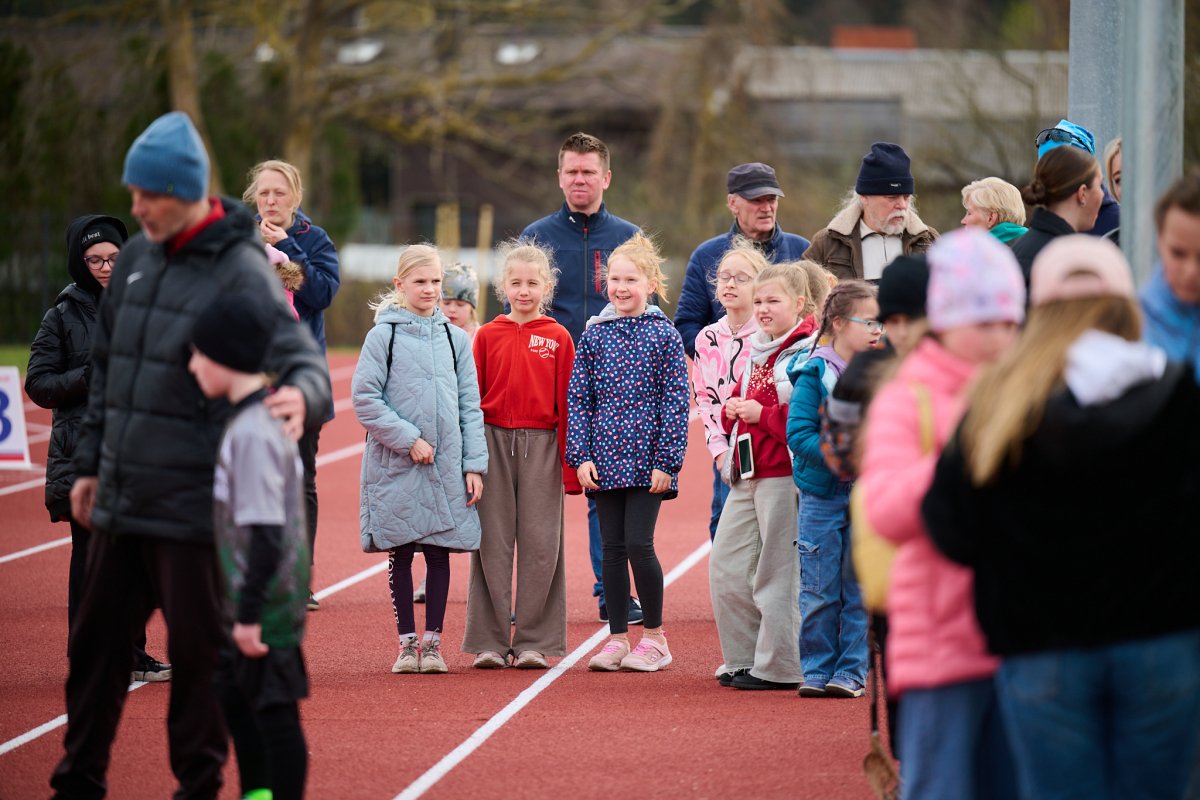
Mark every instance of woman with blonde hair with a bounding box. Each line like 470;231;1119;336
244;159;340;609
960;177;1028;245
923;235;1200;800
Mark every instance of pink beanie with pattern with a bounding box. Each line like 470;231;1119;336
926;227;1026;332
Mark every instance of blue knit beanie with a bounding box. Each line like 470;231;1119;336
856;142;915;196
122;112;209;201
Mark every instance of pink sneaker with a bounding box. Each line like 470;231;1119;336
587;639;630;672
619;637;672;672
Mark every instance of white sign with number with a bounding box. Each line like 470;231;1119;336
0;366;32;469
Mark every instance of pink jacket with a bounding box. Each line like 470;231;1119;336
859;337;998;695
691;315;758;458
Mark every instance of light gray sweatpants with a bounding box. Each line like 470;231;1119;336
462;425;568;658
709;475;803;683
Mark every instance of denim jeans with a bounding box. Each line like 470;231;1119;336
587;495;603;605
796;483;868;688
995;628;1200;800
710;461;731;541
897;678;1018;800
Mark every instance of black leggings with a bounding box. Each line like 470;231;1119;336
389;544;450;635
218;692;307;800
593;488;664;634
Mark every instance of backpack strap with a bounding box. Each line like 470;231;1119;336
911;381;935;455
366;323;398;444
443;323;458;375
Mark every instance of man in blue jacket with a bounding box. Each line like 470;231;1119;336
521;132;642;625
674;163;811;357
673;163;810;540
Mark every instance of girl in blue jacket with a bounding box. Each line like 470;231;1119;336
786;280;880;698
567;233;690;673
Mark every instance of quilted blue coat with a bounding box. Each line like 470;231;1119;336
353;304;488;553
566;305;690;500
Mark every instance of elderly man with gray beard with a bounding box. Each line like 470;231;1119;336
804;143;938;281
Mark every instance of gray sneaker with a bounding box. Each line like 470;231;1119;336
392;639;419;674
419;639;448;674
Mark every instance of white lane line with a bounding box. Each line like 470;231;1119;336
0;537;71;565
315;441;364;467
329;365;358;381
333;396;353;413
0;477;47;498
392;538;713;800
0;558;389;757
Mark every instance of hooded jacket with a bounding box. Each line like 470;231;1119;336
354;304;488;553
74;198;332;544
674;223;811;356
1141;267;1200;378
473;314;582;494
924;346;1200;656
25;214;127;520
566;305;690;499
520;202;640;344
802;199;938;282
786;347;849;498
692;314;759;459
859;338;997;695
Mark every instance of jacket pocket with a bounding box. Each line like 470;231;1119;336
796;539;820;592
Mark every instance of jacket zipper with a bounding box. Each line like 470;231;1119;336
582;222;589;321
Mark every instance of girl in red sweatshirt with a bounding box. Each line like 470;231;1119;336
711;262;820;690
462;240;580;669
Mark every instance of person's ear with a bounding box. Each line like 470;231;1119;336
727;194;738;215
988;210;999;228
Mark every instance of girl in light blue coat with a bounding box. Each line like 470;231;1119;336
353;244;487;675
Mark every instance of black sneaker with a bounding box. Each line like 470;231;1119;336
598;603;608;623
718;669;747;687
307;592;320;611
627;597;643;626
732;673;799;691
131;655;172;683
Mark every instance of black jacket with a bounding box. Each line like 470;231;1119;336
25;214;127;521
75;198;332;544
923;364;1200;657
1010;207;1076;286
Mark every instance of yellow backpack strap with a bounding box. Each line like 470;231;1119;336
911;381;935;456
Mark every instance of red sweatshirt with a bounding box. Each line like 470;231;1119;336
473;315;581;494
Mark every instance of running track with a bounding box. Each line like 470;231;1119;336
0;353;877;799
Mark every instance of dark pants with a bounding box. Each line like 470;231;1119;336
297;426;321;567
593;488;664;635
67;520;147;663
51;534;228;800
389;543;451;635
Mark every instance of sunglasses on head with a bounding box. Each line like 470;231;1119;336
1035;128;1089;151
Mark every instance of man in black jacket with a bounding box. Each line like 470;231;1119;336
51;112;331;800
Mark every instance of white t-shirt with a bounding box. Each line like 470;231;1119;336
859;219;902;281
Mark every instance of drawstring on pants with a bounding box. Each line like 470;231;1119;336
508;428;530;458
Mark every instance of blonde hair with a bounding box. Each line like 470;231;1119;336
243;160;305;224
369;244;442;321
493;238;559;313
961;177;1026;227
1103;137;1122;198
710;237;770;301
958;295;1141;486
607;231;668;295
796;260;831;321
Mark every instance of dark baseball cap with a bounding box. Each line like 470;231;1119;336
727;163;785;200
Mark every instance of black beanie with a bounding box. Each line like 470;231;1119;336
80;221;126;253
856;142;915;196
191;293;274;374
877;254;929;321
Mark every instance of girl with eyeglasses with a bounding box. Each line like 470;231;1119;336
786;279;881;698
25;216;172;683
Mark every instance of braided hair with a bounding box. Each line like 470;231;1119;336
809;279;877;354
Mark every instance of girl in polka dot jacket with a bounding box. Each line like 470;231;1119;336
567;232;690;673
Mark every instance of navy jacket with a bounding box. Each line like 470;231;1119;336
674;223;811;357
521;202;640;345
1086;185;1120;239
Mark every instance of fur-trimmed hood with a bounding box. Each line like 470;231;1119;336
274;260;306;293
825;196;932;239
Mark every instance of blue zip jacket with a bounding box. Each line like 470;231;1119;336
566;305;690;500
521;202;640;344
786;352;841;498
674;223;811;357
1141;266;1200;379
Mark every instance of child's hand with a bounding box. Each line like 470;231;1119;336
649;469;672;494
737;399;763;424
465;472;483;506
233;623;269;658
410;437;435;464
714;451;727;473
260;218;288;246
264;386;307;441
725;399;741;420
577;461;600;491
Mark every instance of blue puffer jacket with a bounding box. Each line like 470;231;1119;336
521;202;640;344
786;351;842;498
674;223;811;357
1141;266;1200;379
566;305;690;500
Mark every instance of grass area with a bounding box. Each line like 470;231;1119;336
0;345;30;376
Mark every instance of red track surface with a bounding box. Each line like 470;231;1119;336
0;353;877;799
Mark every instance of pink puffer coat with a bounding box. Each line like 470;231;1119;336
859;338;998;696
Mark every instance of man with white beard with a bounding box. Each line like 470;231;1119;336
804;143;938;281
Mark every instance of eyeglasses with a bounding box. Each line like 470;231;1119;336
844;316;886;334
716;271;753;285
84;256;118;271
1034;128;1090;152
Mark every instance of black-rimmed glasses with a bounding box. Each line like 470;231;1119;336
84;256;119;271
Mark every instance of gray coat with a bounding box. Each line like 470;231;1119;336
354;304;487;553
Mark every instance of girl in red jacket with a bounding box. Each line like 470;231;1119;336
462;240;580;669
712;262;820;690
